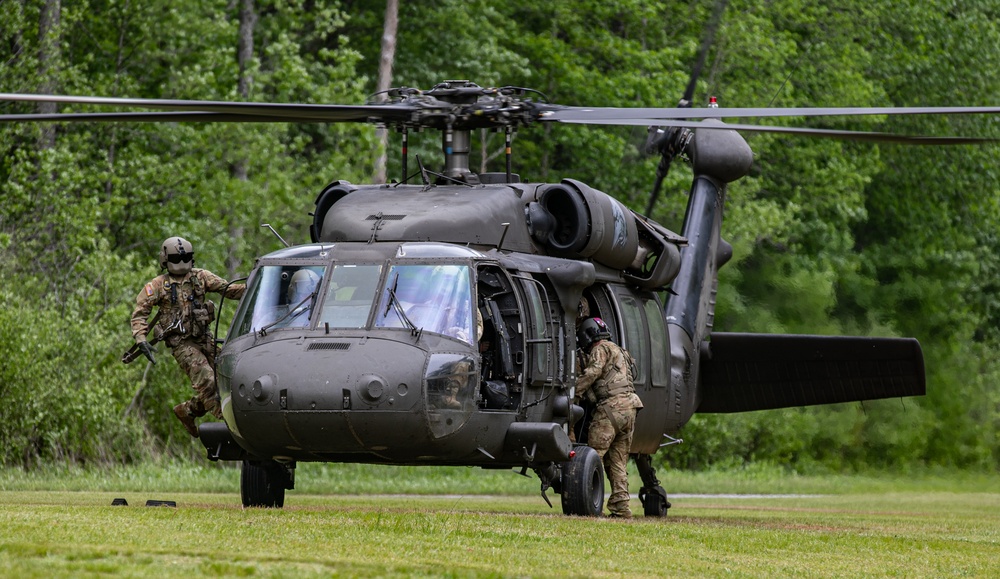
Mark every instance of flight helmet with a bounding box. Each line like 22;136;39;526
577;317;611;350
160;237;194;276
288;269;321;304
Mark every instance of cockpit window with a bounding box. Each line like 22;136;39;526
232;265;325;336
374;264;474;344
317;264;383;328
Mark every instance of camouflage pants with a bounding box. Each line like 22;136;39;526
588;403;637;516
170;335;221;419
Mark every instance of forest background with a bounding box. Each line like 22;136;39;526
1;0;998;475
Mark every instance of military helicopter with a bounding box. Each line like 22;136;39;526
2;81;997;516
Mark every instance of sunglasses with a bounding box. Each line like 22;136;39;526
167;253;194;264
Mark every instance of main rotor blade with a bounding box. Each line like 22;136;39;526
0;93;415;123
0;111;306;123
544;116;998;145
541;105;1000;122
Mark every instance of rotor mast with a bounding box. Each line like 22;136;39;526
381;81;547;185
443;126;476;184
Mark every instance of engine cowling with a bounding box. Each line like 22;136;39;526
310;180;357;243
528;179;682;289
532;179;639;269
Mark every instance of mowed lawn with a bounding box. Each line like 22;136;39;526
1;476;998;577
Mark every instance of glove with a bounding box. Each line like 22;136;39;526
138;341;157;365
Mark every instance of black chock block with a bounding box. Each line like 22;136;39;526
145;500;177;507
111;498;128;506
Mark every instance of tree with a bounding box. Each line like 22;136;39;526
371;0;398;183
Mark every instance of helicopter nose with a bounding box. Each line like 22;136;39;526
225;335;441;459
232;336;426;411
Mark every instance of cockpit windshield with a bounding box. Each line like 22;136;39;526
317;264;383;328
375;264;474;344
232;265;325;336
231;261;476;343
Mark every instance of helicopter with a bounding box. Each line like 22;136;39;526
2;81;997;516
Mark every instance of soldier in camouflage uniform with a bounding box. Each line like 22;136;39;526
575;317;643;518
130;237;246;437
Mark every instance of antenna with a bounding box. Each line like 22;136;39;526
260;223;290;247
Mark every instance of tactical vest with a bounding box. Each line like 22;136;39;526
159;270;215;341
590;341;635;402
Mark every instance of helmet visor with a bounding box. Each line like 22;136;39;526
167;253;194;264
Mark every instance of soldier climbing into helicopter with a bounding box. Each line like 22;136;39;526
575;316;643;518
128;237;245;438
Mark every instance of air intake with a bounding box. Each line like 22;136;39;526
307;342;351;351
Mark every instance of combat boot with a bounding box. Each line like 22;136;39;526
173;403;199;438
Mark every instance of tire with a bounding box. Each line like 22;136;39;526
240;460;287;508
639;485;670;518
560;446;605;516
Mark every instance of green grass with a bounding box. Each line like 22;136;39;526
1;463;998;577
0;490;998;577
2;460;998;495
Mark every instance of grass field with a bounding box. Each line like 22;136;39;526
1;464;998;577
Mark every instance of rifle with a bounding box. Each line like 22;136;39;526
121;314;182;365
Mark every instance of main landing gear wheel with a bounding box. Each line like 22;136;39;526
240;460;290;508
560;445;605;516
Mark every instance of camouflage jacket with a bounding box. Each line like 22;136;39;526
131;269;245;343
576;340;643;410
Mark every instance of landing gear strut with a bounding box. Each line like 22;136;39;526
635;454;670;517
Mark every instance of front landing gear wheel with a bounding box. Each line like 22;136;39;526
639;485;670;517
560;446;605;516
241;460;290;508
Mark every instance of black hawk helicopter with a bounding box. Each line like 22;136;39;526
3;81;997;516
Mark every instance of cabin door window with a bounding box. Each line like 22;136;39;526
612;289;649;385
642;294;669;388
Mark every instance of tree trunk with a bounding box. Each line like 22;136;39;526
104;1;133;243
228;0;256;278
236;0;256;103
37;0;60;150
372;0;398;183
6;0;25;69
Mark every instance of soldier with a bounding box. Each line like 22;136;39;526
284;268;321;328
130;237;246;437
575;317;643;518
436;359;472;410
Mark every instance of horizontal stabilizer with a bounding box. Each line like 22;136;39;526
698;333;925;413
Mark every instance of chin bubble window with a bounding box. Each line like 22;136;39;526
424;354;477;438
